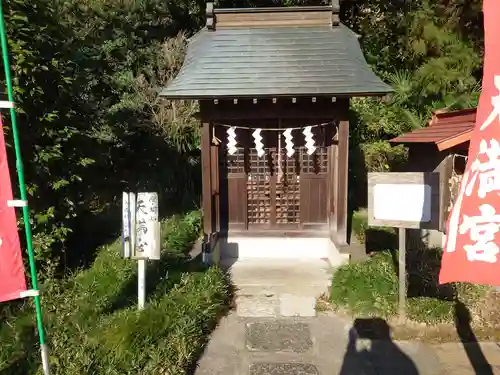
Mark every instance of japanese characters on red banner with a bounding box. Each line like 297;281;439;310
0;113;27;302
439;0;500;285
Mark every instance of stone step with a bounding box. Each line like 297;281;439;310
236;294;317;318
221;256;333;266
219;236;337;261
223;258;334;318
235;284;329;298
222;258;333;277
233;286;331;299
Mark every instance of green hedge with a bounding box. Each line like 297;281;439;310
0;211;231;375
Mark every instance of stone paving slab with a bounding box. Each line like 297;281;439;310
237;294;318;318
246;320;313;353
279;294;316;317
192;313;247;375
434;342;500;375
434;342;500;366
249;363;319;375
365;340;443;375
237;296;280;318
192;311;500;375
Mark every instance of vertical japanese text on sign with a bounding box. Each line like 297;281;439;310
440;0;500;285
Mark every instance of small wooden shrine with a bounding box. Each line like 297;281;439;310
160;2;391;256
390;108;475;244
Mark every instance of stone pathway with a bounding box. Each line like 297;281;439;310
196;257;500;374
193;311;500;375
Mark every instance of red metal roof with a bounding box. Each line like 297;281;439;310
390;108;476;151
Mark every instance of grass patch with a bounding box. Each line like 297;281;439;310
0;211;231;375
331;248;493;328
338;209;500;342
331;252;399;317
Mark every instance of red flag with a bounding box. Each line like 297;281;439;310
0;113;27;302
440;0;500;285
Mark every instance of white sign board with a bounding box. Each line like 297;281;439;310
367;172;440;229
135;192;161;260
373;184;432;222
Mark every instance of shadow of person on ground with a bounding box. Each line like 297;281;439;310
455;300;494;375
339;318;419;375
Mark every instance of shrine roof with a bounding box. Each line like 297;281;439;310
160;3;392;100
390;108;477;151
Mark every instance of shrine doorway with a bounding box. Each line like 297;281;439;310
216;122;333;233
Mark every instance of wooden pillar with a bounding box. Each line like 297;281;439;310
211;145;220;232
328;132;338;241
201;122;214;241
336;100;350;246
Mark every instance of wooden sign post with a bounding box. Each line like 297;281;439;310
122;192;161;311
368;172;441;322
398;227;406;321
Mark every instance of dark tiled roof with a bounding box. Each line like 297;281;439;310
390;108;477;151
160;25;392;99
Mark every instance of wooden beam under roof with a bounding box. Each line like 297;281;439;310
207;1;339;29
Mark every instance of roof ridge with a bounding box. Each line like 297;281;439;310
206;1;340;30
433;107;477;118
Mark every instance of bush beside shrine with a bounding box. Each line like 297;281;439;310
0;211;232;375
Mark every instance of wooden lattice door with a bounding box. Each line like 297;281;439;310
220;124;331;231
247;149;272;227
274;149;300;227
247;146;301;229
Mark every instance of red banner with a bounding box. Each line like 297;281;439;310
440;0;500;285
0;113;26;302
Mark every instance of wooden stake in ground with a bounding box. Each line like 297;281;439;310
398;227;407;323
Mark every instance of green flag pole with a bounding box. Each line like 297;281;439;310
0;1;50;374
